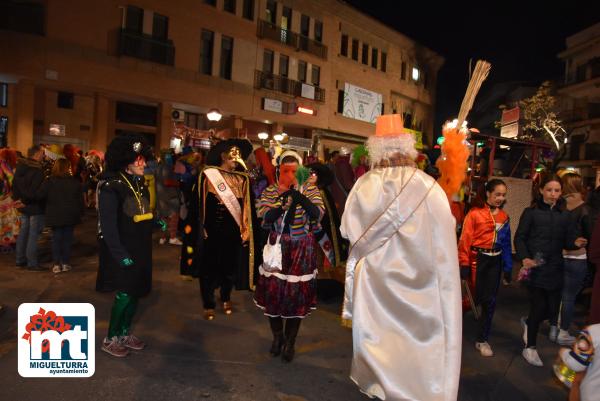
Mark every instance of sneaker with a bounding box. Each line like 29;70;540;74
522;347;544;366
159;238;167;245
61;264;72;272
168;237;183;246
204;309;215;321
223;301;233;315
120;334;145;350
557;329;576;346
549;325;558;343
52;265;62;274
101;336;129;357
520;316;528;346
475;341;494;357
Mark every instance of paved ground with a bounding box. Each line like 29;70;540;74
0;211;575;401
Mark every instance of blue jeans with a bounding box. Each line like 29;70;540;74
16;214;45;267
561;258;588;331
52;226;74;265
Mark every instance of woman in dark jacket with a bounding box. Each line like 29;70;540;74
515;174;587;367
37;158;84;273
96;135;154;358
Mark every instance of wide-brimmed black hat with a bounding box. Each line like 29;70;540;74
206;138;253;167
306;162;333;187
105;134;154;172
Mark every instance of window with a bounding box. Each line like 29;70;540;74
279;54;289;77
281;7;292;29
220;35;234;80
314;20;323;43
361;43;369;65
57;92;74;109
200;29;214;75
152;13;168;41
242;0;254;20
204;0;216;5
401;61;407;80
298;60;307;83
0;116;7;148
412;67;420;82
116;102;158;126
266;0;277;24
300;14;310;37
351;39;359;61
0;83;7;107
371;48;378;69
340;34;348;57
311;65;320;87
381;52;387;72
263;49;274;74
125;6;143;33
224;0;236;14
337;90;344;113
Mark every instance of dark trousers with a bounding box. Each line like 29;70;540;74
526;286;561;347
475;253;502;342
52;225;74;265
199;236;238;309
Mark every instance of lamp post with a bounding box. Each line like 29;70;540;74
206;108;222;144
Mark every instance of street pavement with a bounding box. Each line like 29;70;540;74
0;211;574;401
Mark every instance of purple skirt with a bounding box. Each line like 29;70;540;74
254;232;318;318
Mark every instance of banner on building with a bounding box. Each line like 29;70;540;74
342;83;382;124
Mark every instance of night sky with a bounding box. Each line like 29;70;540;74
344;0;598;138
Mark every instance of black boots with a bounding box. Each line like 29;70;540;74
268;317;284;356
282;318;301;362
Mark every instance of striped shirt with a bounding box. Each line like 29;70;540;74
258;184;324;238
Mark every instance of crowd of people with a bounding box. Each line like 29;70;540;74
2;115;600;400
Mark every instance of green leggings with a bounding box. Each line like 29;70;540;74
107;292;138;338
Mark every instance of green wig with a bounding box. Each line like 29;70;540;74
351;144;369;168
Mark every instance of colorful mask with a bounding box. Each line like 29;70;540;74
227;146;247;170
279;163;298;190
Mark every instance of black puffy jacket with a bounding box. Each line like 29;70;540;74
515;199;579;289
12;158;45;216
37;176;84;227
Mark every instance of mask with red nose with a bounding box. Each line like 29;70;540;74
278;163;298;191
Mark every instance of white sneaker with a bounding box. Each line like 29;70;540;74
557;329;576;346
549;325;558;343
475;342;494;357
520;316;528;346
52;264;62;274
168;238;183;246
522;347;544;366
159;238;167;245
61;264;72;272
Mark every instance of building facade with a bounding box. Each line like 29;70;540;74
558;22;600;184
0;0;443;155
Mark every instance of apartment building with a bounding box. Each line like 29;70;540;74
558;22;600;183
0;0;443;155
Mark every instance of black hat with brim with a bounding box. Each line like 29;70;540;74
206;138;253;167
105;134;154;172
307;162;334;187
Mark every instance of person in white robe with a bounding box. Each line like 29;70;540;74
340;114;462;401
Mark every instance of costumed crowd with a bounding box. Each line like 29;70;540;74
3;108;600;401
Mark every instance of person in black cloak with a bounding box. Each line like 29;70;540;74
307;163;348;273
195;138;255;320
95;134;156;358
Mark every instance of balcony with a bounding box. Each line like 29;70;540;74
257;20;327;60
118;29;175;66
254;70;325;102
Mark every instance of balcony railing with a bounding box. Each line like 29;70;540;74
254;70;326;102
257;20;327;60
118;29;175;66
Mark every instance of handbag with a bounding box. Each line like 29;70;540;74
262;210;288;273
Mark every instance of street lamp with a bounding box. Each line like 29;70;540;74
273;133;284;142
206;108;222;122
258;132;269;140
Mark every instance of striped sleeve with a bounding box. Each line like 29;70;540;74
303;184;325;222
257;185;281;219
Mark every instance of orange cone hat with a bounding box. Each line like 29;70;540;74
375;114;407;137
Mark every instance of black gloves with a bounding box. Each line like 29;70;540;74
264;207;285;224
